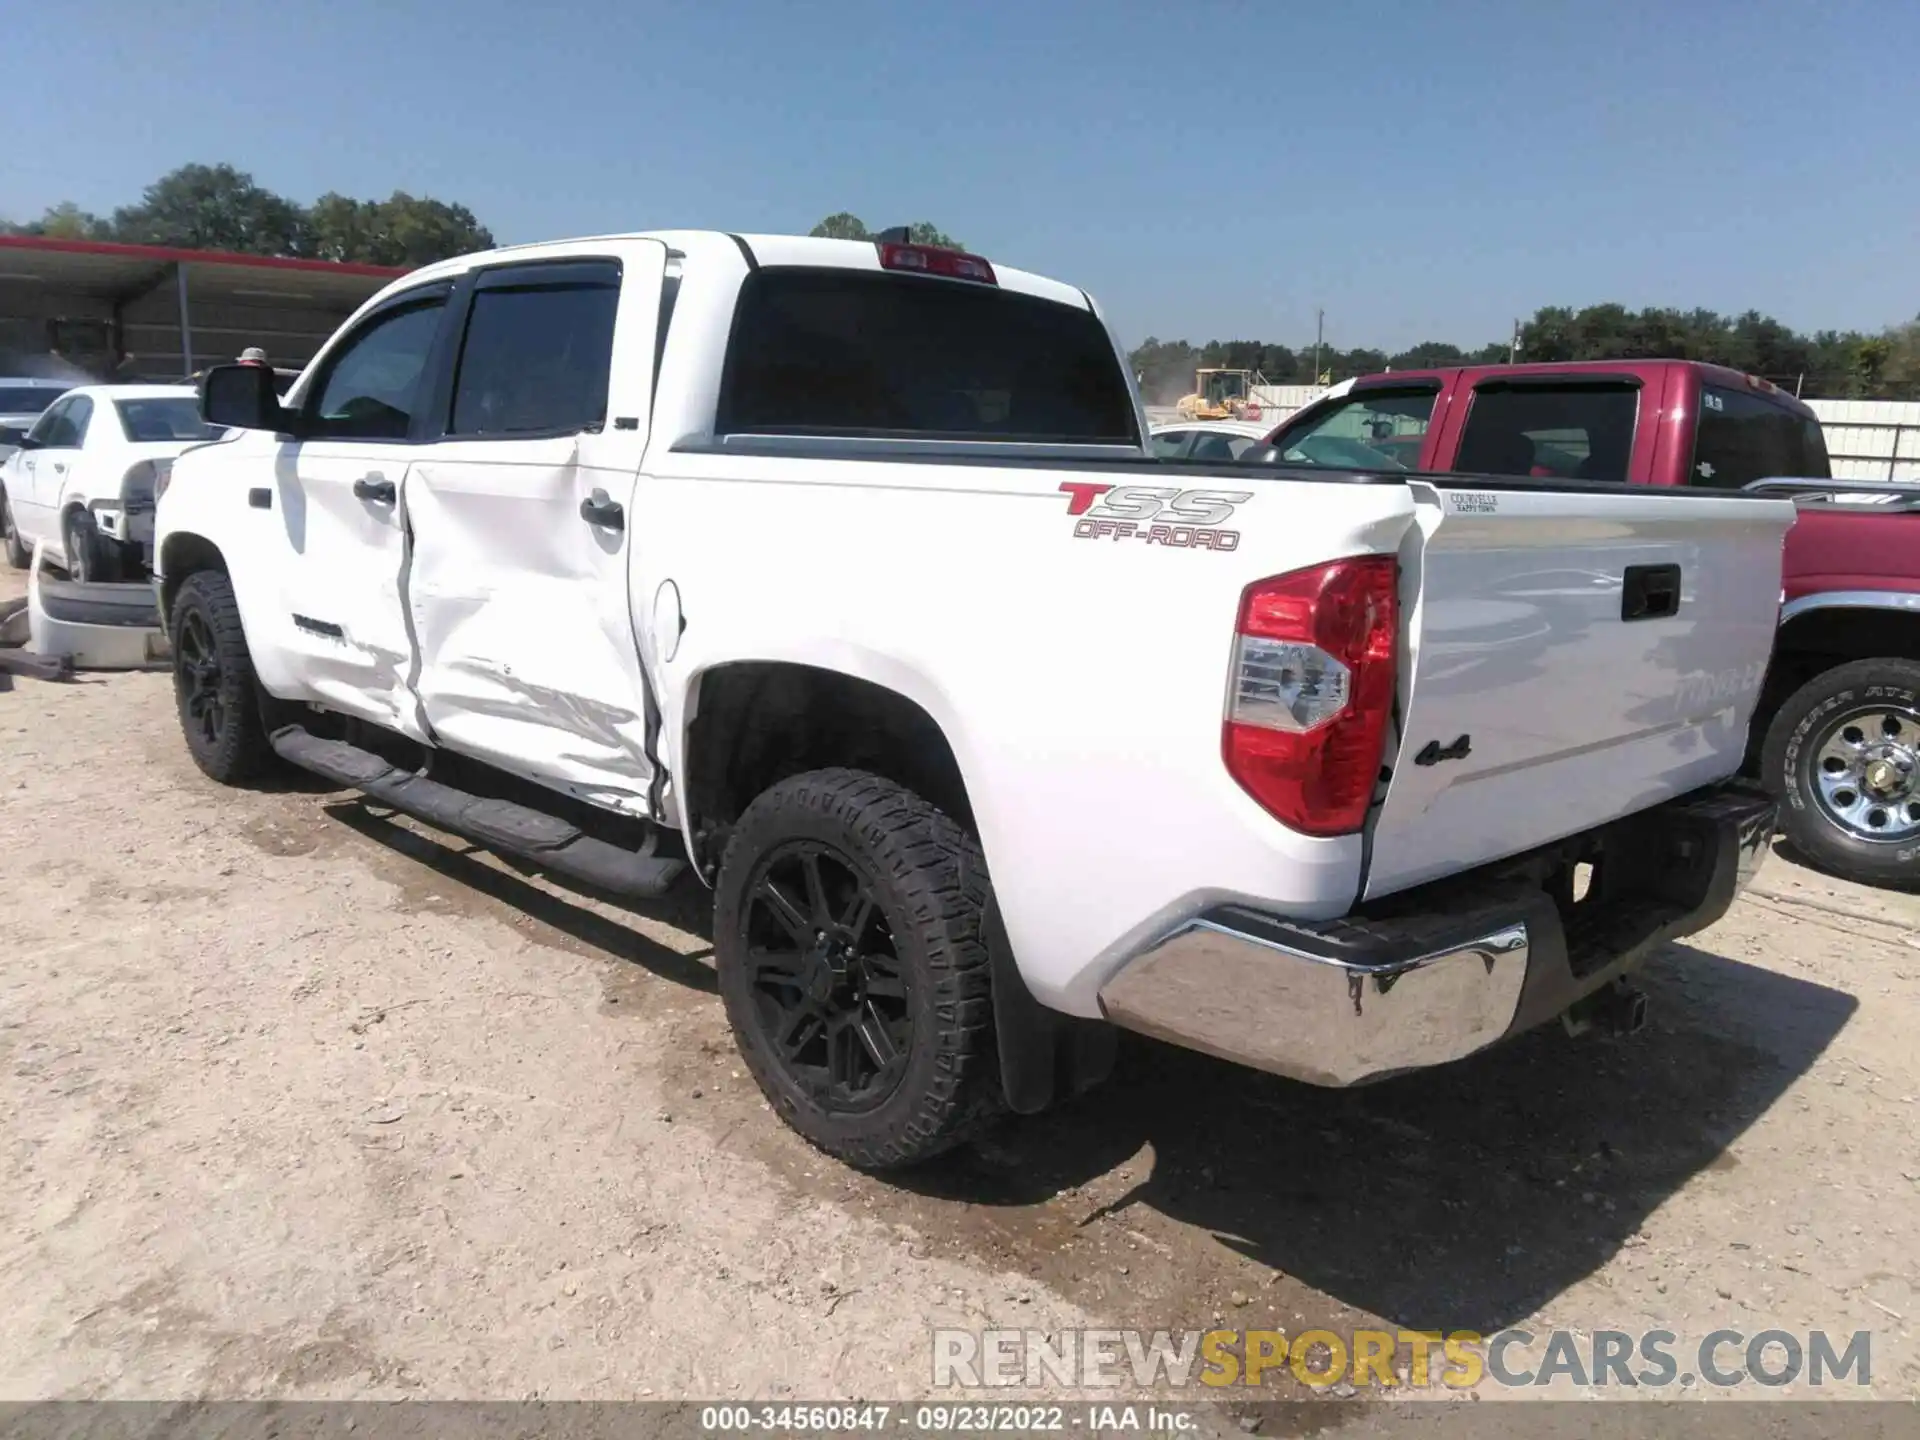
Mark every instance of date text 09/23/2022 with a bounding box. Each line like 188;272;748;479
698;1404;1198;1433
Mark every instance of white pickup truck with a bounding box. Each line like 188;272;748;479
154;230;1791;1171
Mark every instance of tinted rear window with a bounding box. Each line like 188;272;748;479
717;269;1137;444
114;397;220;442
1690;385;1830;489
1454;383;1639;482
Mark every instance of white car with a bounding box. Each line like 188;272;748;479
157;228;1789;1171
0;377;72;462
1148;418;1272;461
1;384;221;581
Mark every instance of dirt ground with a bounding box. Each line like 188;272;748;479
3;563;1918;1411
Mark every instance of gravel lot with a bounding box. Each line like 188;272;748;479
3;565;1918;1408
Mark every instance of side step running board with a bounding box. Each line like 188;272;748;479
270;726;685;899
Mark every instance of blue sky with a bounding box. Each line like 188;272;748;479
8;0;1916;355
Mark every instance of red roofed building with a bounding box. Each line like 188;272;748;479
0;235;407;383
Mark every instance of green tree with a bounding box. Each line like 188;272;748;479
1388;341;1466;370
305;190;492;266
1128;336;1200;404
306;193;377;263
807;214;965;250
809;212;871;241
13;202;114;241
108;163;312;256
906;222;962;248
1879;319;1920;397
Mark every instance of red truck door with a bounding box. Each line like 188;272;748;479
1426;367;1661;483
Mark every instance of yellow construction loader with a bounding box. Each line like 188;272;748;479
1175;368;1264;421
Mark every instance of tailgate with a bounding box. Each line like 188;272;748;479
1363;481;1794;899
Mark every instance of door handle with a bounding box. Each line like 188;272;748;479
579;489;624;530
52;463;66;474
353;476;396;504
1621;563;1682;621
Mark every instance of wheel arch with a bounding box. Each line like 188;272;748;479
679;658;975;879
156;531;232;629
1764;597;1920;725
678;656;1116;1117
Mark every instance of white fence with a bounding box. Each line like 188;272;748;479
1805;398;1920;482
1249;384;1331;416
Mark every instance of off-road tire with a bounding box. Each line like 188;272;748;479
63;508;119;583
715;768;1004;1170
170;570;279;785
0;487;28;569
1762;657;1920;888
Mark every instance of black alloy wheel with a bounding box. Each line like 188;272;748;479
714;768;1002;1170
738;839;914;1111
175;607;226;752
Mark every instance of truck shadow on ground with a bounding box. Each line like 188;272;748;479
321;800;719;995
904;945;1857;1334
308;801;1856;1334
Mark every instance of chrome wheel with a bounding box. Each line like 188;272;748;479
1812;706;1920;843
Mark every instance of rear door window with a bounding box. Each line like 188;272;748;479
62;395;94;447
718;269;1138;444
1690;385;1831;488
1454;382;1638;482
449;264;621;437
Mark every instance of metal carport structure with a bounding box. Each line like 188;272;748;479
0;236;407;383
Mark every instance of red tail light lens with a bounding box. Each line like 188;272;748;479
1223;556;1398;836
876;242;998;285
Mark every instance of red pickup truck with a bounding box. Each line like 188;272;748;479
1258;359;1920;887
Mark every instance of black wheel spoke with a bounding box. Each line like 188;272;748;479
855;1003;901;1071
837;890;876;948
747;946;804;987
776;1007;822;1061
800;851;832;928
757;878;813;946
174;608;231;751
748;946;802;979
826;1017;862;1090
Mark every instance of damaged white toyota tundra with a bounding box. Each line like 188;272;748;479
154;230;1792;1170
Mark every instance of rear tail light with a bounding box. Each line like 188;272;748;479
125;458;172;511
876;242;998;285
1223;556;1398;836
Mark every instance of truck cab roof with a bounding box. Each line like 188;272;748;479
1355;358;1821;422
375;230;1095;315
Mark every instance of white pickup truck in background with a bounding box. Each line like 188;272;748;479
153;230;1793;1171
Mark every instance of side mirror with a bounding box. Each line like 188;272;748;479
0;425;25;449
201;364;296;434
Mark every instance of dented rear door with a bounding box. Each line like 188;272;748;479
403;242;669;816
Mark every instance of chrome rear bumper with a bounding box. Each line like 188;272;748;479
1098;781;1775;1087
